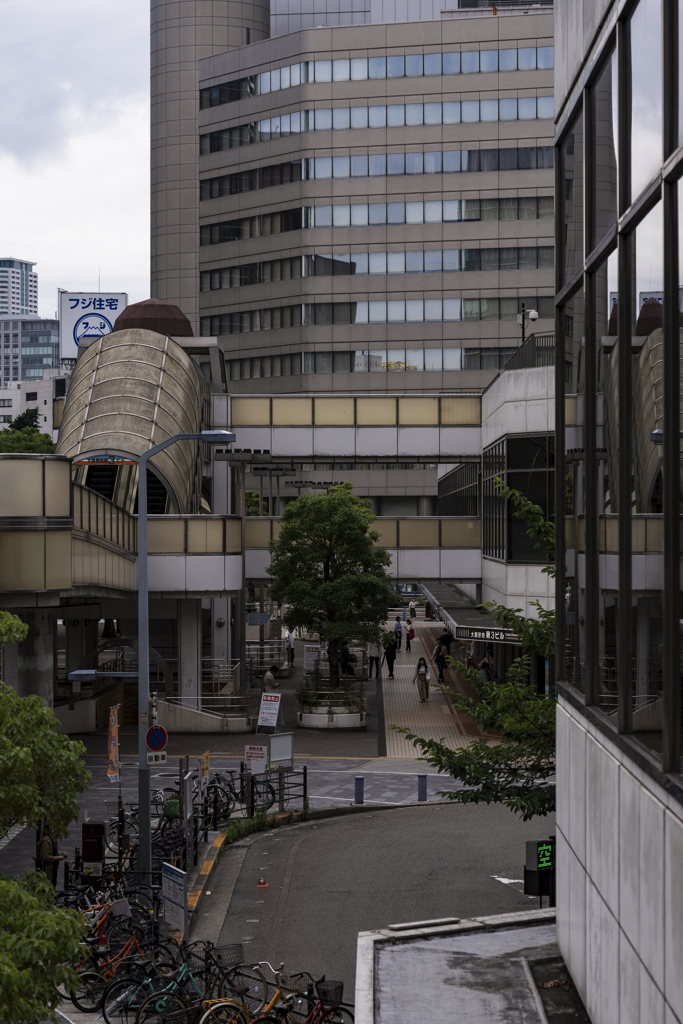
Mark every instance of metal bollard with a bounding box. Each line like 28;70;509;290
417;774;428;802
355;776;365;804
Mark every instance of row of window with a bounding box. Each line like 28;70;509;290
200;246;555;291
226;346;518;380
200;196;554;245
199;295;553;335
200;146;554;199
199;47;554;108
199;97;555;154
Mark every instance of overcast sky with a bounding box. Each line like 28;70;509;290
0;0;150;317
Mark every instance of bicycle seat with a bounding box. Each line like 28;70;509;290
71;885;91;893
158;968;181;981
83;936;102;947
226;985;250;997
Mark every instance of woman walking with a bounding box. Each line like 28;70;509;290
405;618;414;653
412;657;430;702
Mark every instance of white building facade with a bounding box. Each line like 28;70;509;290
0;259;38;316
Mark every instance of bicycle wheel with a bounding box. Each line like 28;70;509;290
198;1000;250;1024
136;990;188;1024
71;970;107;1012
218;965;268;1013
321;1008;354;1024
103;976;153;1024
254;781;276;810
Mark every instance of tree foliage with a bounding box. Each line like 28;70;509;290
0;682;90;838
267;482;395;685
7;409;40;431
0;611;29;648
0;871;83;1024
0;426;55;454
393;480;557;820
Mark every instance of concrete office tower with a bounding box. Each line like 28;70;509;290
151;0;270;333
0;259;38;315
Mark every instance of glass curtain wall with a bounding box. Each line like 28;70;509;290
556;0;681;772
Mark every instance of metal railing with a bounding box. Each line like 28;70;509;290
165;693;259;719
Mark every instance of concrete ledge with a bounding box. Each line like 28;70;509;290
298;711;366;729
188;831;229;925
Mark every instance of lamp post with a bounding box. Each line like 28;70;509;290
517;303;539;347
137;429;235;882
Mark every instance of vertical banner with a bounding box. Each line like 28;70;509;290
107;707;120;783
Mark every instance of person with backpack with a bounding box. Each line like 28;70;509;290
405;618;415;653
433;641;447;683
393;616;403;651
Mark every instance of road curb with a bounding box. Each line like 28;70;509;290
187;830;230;925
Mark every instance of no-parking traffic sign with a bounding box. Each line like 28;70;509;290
146;725;168;751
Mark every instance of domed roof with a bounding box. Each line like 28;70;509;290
113;297;193;337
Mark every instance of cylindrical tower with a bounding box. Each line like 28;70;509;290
151;0;270;334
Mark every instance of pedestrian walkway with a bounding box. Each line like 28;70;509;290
381;621;471;758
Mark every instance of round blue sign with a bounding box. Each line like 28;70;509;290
146;726;168;751
73;312;114;347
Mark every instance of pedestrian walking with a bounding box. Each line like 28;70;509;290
263;664;279;690
438;629;453;655
412;657;430;702
425;601;433;620
393;616;403;651
367;639;381;678
433;641;447;683
284;628;295;665
340;640;350;675
405;618;415;653
383;638;397;678
36;824;68;887
409;599;417;620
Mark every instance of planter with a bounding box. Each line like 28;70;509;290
298;711;366;730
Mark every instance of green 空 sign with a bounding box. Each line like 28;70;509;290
537;842;553;870
526;839;555;872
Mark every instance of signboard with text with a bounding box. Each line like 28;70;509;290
162;862;188;934
59;291;128;358
244;743;269;774
454;626;518;644
303;644;321;673
257;692;282;728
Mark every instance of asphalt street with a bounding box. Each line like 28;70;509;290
216;802;556;996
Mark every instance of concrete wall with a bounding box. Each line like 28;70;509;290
481;558;553;616
482;365;554;450
556;698;683;1024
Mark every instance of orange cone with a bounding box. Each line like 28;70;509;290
257;878;269;887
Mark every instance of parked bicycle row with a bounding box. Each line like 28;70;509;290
56;871;352;1024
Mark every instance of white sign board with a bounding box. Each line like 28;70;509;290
245;743;269;774
162;862;187;934
303;644;321;674
269;732;294;769
59;291;128;358
257;693;282;728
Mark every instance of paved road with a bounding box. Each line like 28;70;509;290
216;802;555;997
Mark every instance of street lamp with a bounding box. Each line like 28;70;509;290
137;429;235;882
517;303;539;347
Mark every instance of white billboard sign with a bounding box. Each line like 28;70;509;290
59;291;128;358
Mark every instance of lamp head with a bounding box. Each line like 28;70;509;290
200;430;236;445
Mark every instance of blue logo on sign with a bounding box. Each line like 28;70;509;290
73;313;114;347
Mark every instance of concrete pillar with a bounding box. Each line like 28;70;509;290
417;495;435;516
178;599;202;708
9;609;55;704
66;617;99;677
636;596;649;706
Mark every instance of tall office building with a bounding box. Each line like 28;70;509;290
554;0;683;1021
0;316;60;382
0;259;38;316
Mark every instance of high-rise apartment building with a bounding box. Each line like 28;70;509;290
0;259;38;316
0;316;60;382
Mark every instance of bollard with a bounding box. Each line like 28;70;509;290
417;774;428;802
355;776;365;804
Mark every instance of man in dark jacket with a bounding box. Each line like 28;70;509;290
383;639;397;678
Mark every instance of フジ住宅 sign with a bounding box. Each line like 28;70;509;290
59;291;128;358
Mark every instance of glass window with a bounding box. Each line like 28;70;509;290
406;251;423;273
354;350;369;371
351;106;369;128
424;201;442;223
302;352;314;374
315;351;333;373
388;202;406;223
315;108;332;131
538;96;555;119
406;103;424;125
406;202;423;223
387;251;405;273
442;151;459;173
406;152;423;174
443;102;461;123
352;252;368;272
354;303;369;323
518;97;537;120
480;49;498;73
424;102;442;125
444;348;462;370
369;154;386;175
333;351;352;373
406;349;424;370
562;108;584;281
406;299;424;321
518;47;536;70
537;46;554;69
444;299;462;321
388;302;405;323
369;252;387;274
592;49;618;249
333;59;350;81
315;157;332;178
369;203;387;224
387;153;405;175
387;105;405;127
333;108;350;130
481;99;498;122
368;349;385;370
461;51;480;74
351;204;369;225
444;199;460;221
499;48;517;71
424;53;442;76
271;69;281;91
387;56;404;78
424;250;442;272
443;249;460;271
351;154;368;176
333;205;351;226
315;205;333;226
499;98;517;121
315;60;332;82
519;197;538;220
369;57;386;79
281;66;291;90
260;71;271;93
369;105;387;127
425;349;442;370
462;100;480;122
630;0;663;199
425;299;442;321
443;52;460;75
351;57;368;80
406;54;423;77
333;156;350;178
290;63;301;87
425;150;443;174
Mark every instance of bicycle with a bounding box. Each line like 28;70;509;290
215;769;276;813
206;965;353;1024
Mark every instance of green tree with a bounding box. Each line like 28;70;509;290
0;871;83;1024
267;482;395;685
0;426;55;454
394;480;557;820
8;409;40;431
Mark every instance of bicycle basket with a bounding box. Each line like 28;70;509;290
280;974;308;995
111;898;131;918
105;801;121;815
163;798;180;819
317;981;343;1005
213;944;244;971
